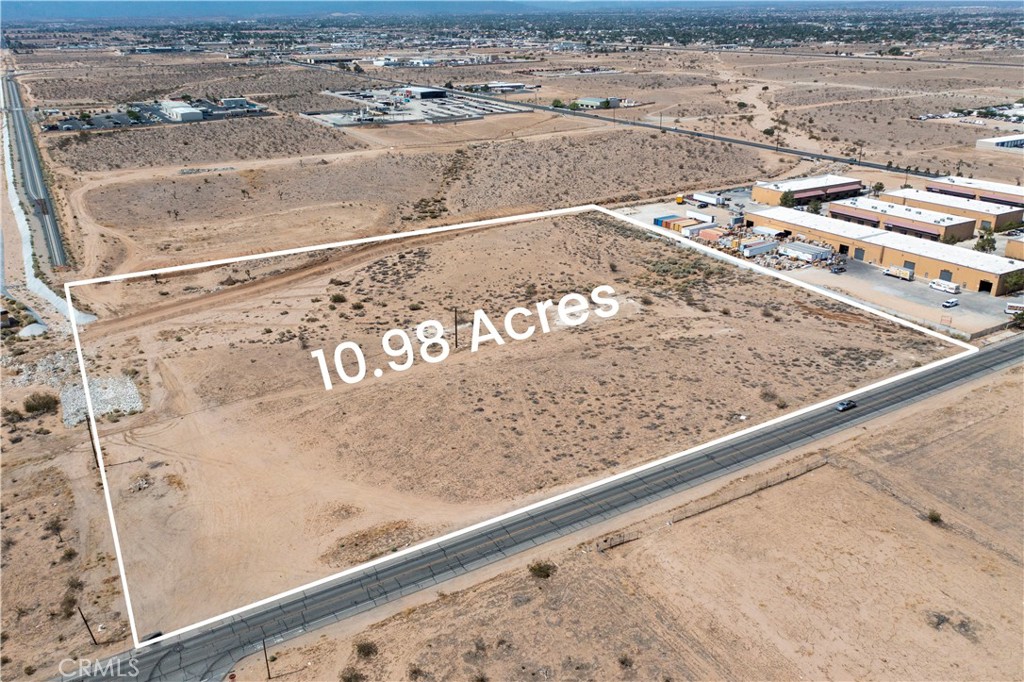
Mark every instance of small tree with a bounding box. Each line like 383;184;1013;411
1003;271;1024;295
974;229;996;253
551;98;564;109
1010;311;1024;329
443;80;454;89
871;182;885;196
807;199;822;215
762;127;775;138
779;190;796;208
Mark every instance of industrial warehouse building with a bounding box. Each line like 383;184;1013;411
160;100;203;122
828;197;977;243
880;188;1024;233
397;86;447;100
751;175;864;206
926;176;1024;208
747;207;1024;295
573;97;620;109
976;133;1024;153
1008;237;1024;261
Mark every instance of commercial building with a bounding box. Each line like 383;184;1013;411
828;197;976;243
925;176;1024;208
220;97;249;108
880;188;1023;233
746;206;1024;295
397;86;447;100
751;175;864;206
976;133;1024;153
573;97;620;109
160;101;203;122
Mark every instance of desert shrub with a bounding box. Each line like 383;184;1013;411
61;547;78;562
23;392;59;414
1;407;23;424
618;655;634;669
351;302;365;311
927;509;943;525
330;293;346;303
355;641;378;659
60;591;77;619
340;668;367;682
528;561;557;579
759;387;778;402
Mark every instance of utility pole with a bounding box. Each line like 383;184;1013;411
263;639;272;679
78;607;98;646
453;308;458;349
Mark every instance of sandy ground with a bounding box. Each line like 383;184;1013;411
229;366;1023;682
70;211;955;636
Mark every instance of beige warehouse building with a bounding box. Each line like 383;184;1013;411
1007;237;1024;261
752;175;864;206
880;188;1023;233
828;197;977;243
747;207;1024;295
926;176;1024;208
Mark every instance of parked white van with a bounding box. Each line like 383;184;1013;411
929;279;961;294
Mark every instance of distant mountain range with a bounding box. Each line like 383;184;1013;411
3;0;1015;23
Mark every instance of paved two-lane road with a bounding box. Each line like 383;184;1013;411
68;335;1022;682
4;72;66;267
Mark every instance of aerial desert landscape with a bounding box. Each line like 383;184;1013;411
1;3;1021;679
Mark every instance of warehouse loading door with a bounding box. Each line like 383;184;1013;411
903;260;916;270
979;280;993;294
939;269;953;282
853;247;865;260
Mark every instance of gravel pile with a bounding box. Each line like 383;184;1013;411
3;350;80;388
61;375;144;427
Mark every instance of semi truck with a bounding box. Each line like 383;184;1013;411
692;192;725;206
883;266;914;281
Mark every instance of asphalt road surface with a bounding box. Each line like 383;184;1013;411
66;335;1022;682
4;73;67;267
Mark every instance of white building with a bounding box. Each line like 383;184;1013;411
160;101;203;122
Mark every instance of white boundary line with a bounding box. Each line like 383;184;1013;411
64;205;974;651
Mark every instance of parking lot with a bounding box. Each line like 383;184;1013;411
308;89;527;126
788;257;1020;335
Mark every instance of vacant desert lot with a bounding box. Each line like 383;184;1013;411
70;129;778;275
230;366;1023;682
72;211;954;635
47;116;366;171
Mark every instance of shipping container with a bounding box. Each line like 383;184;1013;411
687;210;715;224
741;240;777;258
778;242;832;262
653;214;679;227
